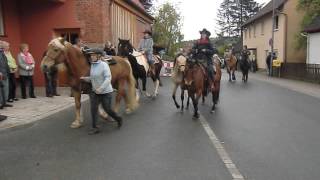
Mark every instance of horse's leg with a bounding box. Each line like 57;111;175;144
114;80;125;113
172;83;180;109
232;69;236;81
227;68;232;82
70;89;83;128
191;93;199;119
211;90;217;113
180;87;185;112
152;76;160;97
142;76;150;97
186;93;190;110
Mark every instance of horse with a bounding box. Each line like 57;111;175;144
171;54;187;111
239;55;250;82
41;37;138;128
197;55;222;113
117;39;163;98
225;53;237;82
184;60;206;119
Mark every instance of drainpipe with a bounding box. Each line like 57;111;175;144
276;11;288;64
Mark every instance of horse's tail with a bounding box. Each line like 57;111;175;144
127;62;139;111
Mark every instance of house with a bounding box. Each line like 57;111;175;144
304;16;320;65
0;0;153;86
242;0;306;69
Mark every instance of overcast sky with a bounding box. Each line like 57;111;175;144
154;0;270;40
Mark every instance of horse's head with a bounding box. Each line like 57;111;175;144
184;62;195;86
213;54;222;67
117;38;133;56
41;37;69;73
175;55;187;73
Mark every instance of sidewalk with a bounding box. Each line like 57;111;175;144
0;87;88;130
248;70;320;99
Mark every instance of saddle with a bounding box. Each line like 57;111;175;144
102;55;117;65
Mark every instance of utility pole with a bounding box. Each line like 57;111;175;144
270;0;275;76
240;0;243;47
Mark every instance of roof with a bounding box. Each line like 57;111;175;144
124;0;154;21
304;16;320;33
242;0;287;27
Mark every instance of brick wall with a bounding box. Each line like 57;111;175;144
75;0;112;46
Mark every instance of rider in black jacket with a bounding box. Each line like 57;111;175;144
191;28;217;82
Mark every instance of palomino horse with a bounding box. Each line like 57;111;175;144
172;54;187;111
184;61;206;119
41;37;138;128
117;39;163;98
225;53;237;82
211;54;222;112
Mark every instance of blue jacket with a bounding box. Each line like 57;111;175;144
83;60;113;94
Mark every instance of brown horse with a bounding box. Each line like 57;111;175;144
184;61;206;119
172;54;187;111
41;37;138;128
225;52;237;82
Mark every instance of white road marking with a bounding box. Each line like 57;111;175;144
199;113;245;180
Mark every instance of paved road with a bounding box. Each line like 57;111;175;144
1;72;320;180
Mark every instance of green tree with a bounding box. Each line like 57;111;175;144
152;2;184;58
296;0;320;49
217;0;262;37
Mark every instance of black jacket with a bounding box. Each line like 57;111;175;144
191;39;216;63
0;49;10;79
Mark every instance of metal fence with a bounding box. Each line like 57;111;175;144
279;63;320;83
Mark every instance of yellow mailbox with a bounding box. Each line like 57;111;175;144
272;59;281;67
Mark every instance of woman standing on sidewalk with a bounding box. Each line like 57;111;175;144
17;43;36;99
3;42;18;102
80;48;122;135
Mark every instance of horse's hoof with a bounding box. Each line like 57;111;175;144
70;122;82;129
210;110;215;113
176;105;180;109
125;108;132;114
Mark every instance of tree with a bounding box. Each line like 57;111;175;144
217;0;262;38
152;2;184;58
139;0;154;13
296;0;320;49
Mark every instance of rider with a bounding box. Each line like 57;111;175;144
241;45;251;62
191;28;216;82
80;48;122;135
138;29;155;75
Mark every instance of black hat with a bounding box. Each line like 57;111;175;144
199;28;211;37
143;29;152;35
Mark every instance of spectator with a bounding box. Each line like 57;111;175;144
73;38;84;51
3;41;18;102
104;41;116;56
44;63;59;97
0;41;13;108
17;43;36;99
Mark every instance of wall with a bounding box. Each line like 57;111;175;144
283;0;306;63
243;13;286;69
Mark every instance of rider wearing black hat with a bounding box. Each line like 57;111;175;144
191;28;217;84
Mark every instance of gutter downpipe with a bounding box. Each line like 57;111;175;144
277;11;288;64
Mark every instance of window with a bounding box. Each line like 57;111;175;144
261;21;264;35
274;16;279;30
54;28;80;44
0;1;5;36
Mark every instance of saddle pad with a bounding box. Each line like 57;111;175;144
153;55;161;64
132;51;149;73
102;56;117;66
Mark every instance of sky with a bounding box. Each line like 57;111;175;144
154;0;270;40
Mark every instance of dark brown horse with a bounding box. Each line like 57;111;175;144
41;37;138;128
184;61;206;119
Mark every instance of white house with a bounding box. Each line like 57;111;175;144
305;17;320;64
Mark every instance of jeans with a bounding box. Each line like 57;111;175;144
8;73;16;100
90;92;121;128
44;72;58;96
0;78;9;106
20;75;35;98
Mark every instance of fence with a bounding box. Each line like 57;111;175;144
280;63;320;83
